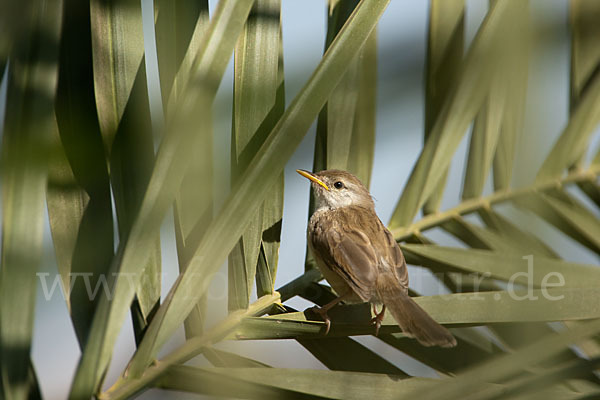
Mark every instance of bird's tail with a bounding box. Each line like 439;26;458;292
377;277;456;348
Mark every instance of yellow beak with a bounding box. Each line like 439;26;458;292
296;169;330;191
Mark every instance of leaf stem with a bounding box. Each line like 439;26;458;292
390;167;600;241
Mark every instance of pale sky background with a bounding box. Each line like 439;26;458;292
1;0;599;399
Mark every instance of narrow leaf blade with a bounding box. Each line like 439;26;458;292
0;1;62;397
422;0;465;213
401;244;600;287
90;0;145;153
347;28;377;187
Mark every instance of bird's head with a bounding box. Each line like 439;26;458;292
296;169;374;210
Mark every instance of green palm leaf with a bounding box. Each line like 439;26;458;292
0;1;62;397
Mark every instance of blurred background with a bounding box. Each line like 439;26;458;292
1;0;598;398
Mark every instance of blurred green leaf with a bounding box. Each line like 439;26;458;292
0;1;62;398
0;357;43;400
514;190;600;254
124;0;390;379
54;0;115;350
90;0;145;153
492;4;530;192
569;0;600;112
229;0;285;311
0;13;11;78
537;64;600;181
256;173;285;297
422;222;595;380
157;365;332;399
406;319;600;400
109;64;161;346
310;0;378;189
401;244;600;287
203;347;272;368
157;366;422;399
577;180;600;208
155;0;209;108
377;332;500;375
568;0;600;171
155;0;211;339
462;80;504;200
255;32;286;297
70;1;257;397
104;293;280;399
46;120;88;305
389;0;523;228
564;320;600;362
312;0;360;175
157;365;595;400
278;268;323;302
431;214;598;382
307;0;361;273
593;146;600;169
477;208;558;258
390;167;598;242
0;56;5;83
346;28;377;187
441;216;516;253
489;322;600;386
422;0;464;214
173;143;213;335
321;0;360;171
490;356;600;400
298;336;409;376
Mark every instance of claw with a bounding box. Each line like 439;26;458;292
310;305;332;335
370;304;386;336
304;293;352;335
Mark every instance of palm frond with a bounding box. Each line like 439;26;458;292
2;0;600;398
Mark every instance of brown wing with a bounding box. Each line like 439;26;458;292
376;220;409;291
311;206;408;301
330;229;379;301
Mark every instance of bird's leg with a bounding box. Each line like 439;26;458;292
370;304;386;336
309;292;352;335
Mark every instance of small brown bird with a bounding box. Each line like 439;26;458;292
298;169;456;347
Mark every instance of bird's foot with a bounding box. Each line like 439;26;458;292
370;304;386;336
309;305;332;335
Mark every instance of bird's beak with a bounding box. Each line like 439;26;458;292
296;169;330;191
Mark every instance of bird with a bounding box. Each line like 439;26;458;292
297;168;456;348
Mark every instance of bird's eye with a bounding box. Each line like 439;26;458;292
333;181;344;189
